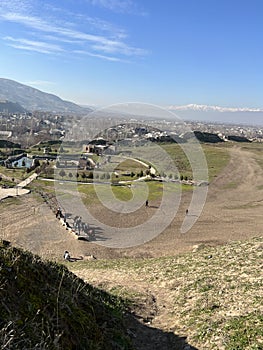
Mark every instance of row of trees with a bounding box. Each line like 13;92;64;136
37;161;192;182
58;170;110;180
57;169;191;182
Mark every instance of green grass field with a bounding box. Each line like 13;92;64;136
1;141;232;208
0;141;236;209
0;166;28;180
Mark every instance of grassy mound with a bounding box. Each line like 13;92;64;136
0;241;132;350
70;237;263;349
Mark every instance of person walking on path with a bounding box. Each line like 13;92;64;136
56;207;62;218
145;199;149;207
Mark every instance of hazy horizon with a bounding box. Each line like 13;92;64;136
1;0;263;125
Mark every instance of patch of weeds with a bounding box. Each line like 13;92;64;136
199;283;214;293
194;321;218;341
189;276;216;294
223;314;263;349
109;286;145;308
0;196;22;207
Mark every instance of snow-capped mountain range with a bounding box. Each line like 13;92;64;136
166;103;263;126
0;77;262;125
168;104;263;113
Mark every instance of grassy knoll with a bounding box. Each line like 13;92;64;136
0;241;133;350
131;142;230;181
202;143;231;181
161;143;230;182
240;143;263;170
158;143;192;178
114;159;148;173
69;237;263;350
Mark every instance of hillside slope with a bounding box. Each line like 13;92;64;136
70;237;263;350
0;100;27;113
0;78;90;114
0;241;132;350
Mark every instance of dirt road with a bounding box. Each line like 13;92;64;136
0;173;37;200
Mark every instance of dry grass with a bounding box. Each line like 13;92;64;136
0;242;133;350
70;237;263;349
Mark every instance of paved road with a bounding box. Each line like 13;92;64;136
0;173;37;201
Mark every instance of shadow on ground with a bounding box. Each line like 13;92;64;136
125;312;198;350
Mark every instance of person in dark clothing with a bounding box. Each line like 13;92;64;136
56;208;62;218
63;250;70;261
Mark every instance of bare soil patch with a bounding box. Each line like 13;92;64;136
0;145;262;260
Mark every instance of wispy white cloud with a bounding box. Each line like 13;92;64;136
0;2;147;60
74;50;124;62
79;15;128;39
4;36;64;54
87;0;144;14
92;42;147;56
0;0;31;13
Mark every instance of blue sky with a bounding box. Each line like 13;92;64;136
0;0;263;115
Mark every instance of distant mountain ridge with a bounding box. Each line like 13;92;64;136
0;100;27;113
167;103;263;125
0;78;91;114
168;103;263;113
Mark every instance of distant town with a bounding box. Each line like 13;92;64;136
0;109;262;153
